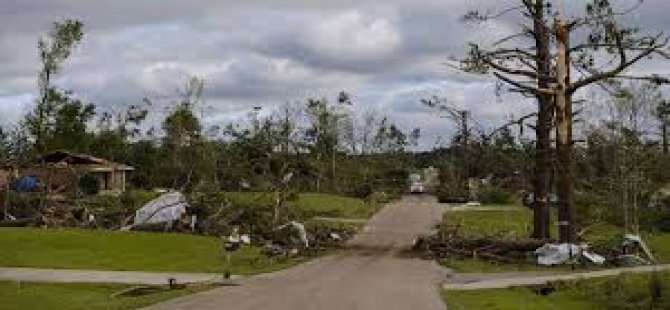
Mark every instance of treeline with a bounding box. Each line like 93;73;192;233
0;81;422;197
0;20;427;197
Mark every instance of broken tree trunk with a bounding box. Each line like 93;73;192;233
663;122;668;154
554;18;576;243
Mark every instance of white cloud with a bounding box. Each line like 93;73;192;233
305;10;401;61
0;93;34;125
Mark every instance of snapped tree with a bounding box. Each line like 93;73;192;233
460;0;669;242
30;19;84;155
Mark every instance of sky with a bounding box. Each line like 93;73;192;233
0;0;668;149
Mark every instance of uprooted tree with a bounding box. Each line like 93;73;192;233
459;0;669;242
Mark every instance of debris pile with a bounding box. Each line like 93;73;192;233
412;234;548;263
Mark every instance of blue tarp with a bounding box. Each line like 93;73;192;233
10;176;39;192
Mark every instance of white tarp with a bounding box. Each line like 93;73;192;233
535;243;580;265
276;221;309;248
535;243;605;266
134;192;188;225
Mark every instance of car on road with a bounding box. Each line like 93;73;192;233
409;182;426;194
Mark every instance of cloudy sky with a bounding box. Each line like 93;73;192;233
0;0;668;149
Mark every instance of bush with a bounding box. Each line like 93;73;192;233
368;191;391;204
437;182;469;203
88;195;123;210
478;184;515;205
2;192;43;219
349;182;373;199
645;195;670;232
120;189;160;211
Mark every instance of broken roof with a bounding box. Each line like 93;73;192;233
38;150;134;171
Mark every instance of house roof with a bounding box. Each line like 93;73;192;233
39;150;134;171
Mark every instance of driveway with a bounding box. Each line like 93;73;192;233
148;195;450;310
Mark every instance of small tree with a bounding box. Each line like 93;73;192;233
31;19;84;155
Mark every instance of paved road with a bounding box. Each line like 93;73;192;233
148;195;450;310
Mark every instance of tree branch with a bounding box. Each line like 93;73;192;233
493;72;555;96
569;35;669;92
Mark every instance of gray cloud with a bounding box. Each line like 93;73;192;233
0;0;668;150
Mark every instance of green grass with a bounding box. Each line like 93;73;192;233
440;207;670;272
290;193;379;219
441;257;593;273
444;207;536;238
444;271;670;310
220;192;378;219
0;192;376;273
444;286;594;310
0;227;302;274
0;281;211;310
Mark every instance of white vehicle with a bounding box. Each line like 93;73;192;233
410;182;426;194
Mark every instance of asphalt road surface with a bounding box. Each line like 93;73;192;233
148;195;450;310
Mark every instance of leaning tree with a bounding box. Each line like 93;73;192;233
459;0;669;242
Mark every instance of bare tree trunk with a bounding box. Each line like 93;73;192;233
554;19;575;243
3;183;8;220
663;123;668;154
532;0;552;239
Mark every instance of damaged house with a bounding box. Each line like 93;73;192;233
2;151;134;195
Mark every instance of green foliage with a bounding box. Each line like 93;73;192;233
161;103;204;190
437;182;469;203
31;19;85;154
478;184;515;205
37;19;84;74
644;195;670;232
349;181;373;199
0;127;8;163
26;88;96;153
120;189;160;210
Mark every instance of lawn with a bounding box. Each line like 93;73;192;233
290;193;379;219
444;271;670;310
0;192;380;273
0;281;211;310
0;227;302;274
440;206;670;272
444;207;538;238
220;192;379;219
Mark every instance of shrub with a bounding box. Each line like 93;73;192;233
478;184;515;205
645;195;670;232
349;182;373;199
120;189;160;211
368;191;391;204
436;182;469;203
